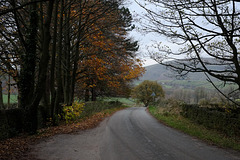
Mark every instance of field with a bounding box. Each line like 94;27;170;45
2;95;135;104
3;94;18;104
1;95;135;106
159;80;211;89
156;80;236;90
101;97;136;106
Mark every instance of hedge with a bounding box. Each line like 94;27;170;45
0;106;47;140
0;101;123;140
0;109;24;140
181;104;240;137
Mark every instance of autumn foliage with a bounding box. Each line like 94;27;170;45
76;2;144;100
62;102;85;123
0;0;143;134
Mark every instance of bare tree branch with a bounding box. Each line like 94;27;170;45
0;0;50;16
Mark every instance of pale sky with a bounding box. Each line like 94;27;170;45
126;0;159;67
126;0;186;66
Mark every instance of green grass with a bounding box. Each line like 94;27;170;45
81;100;128;118
3;94;18;104
148;106;240;151
102;97;136;106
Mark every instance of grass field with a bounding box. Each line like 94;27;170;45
3;94;18;104
102;97;136;106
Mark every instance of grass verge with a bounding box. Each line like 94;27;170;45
148;106;240;151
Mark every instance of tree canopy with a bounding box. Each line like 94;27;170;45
0;0;144;133
132;80;165;107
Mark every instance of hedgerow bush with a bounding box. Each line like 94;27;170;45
0;109;23;140
181;104;240;137
81;100;123;118
62;102;84;123
155;98;184;117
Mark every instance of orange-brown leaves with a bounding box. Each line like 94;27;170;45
75;1;145;97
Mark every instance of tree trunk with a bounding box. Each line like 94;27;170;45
70;2;83;103
50;0;59;119
70;53;78;103
91;88;97;101
54;0;64;122
63;2;71;105
18;0;54;133
41;74;50;107
0;80;4;109
17;2;38;133
18;3;38;111
85;89;90;102
7;74;10;108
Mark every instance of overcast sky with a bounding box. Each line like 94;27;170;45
125;0;159;66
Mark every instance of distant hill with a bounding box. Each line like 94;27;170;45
137;59;238;102
140;63;209;81
139;57;229;82
137;59;229;90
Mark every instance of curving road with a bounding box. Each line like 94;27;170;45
100;107;240;160
31;107;240;160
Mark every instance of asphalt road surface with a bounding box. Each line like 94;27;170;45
31;107;240;160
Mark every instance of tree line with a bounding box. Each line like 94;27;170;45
0;0;144;133
165;86;240;105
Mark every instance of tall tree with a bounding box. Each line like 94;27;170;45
0;0;55;132
0;0;143;132
0;79;3;109
76;4;144;101
137;0;240;103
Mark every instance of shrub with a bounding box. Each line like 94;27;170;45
62;102;84;123
198;98;209;105
156;98;184;116
181;104;240;137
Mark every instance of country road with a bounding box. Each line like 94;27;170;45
31;107;240;160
